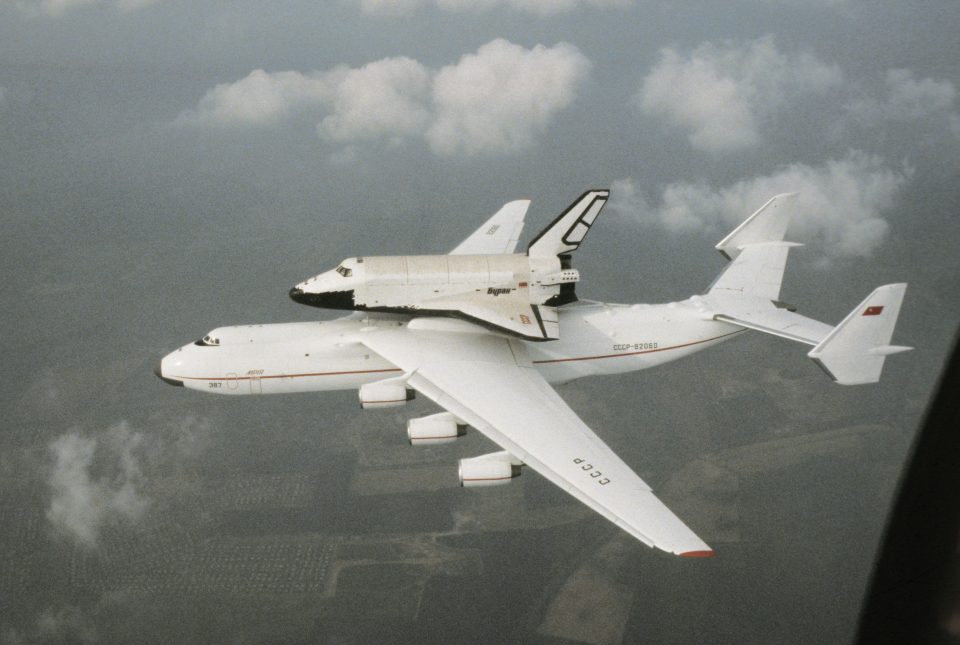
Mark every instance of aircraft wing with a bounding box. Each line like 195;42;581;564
356;322;713;557
449;199;529;255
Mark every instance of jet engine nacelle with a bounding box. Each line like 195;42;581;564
407;412;466;445
359;379;415;409
458;450;523;487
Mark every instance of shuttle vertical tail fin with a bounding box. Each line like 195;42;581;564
527;189;609;258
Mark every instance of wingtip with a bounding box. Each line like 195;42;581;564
679;549;715;558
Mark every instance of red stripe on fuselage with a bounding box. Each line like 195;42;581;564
171;367;403;381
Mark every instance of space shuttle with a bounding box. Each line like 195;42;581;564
288;190;609;340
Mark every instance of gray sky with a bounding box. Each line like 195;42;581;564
1;1;958;643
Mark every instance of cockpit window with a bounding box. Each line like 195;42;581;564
194;335;221;347
335;265;352;277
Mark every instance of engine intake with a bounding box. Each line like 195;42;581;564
359;379;415;409
407;412;466;445
458;451;522;488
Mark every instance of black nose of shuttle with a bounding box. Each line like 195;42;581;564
289;287;356;310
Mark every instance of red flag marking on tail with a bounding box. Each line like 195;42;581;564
863;306;884;316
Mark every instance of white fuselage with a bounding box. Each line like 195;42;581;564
158;298;746;395
293;254;573;309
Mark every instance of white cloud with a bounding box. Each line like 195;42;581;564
355;0;629;16
882;69;955;120
177;40;590;157
165;416;213;462
636;36;843;152
318;57;431;144
175;69;337;128
427;39;590;155
178;59;432;141
610;151;910;259
46;422;149;549
846;68;958;135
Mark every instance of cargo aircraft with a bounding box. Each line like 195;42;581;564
156;190;911;557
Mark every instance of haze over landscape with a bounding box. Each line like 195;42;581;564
1;0;958;642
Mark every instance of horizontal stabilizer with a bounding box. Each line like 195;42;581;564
705;294;833;346
808;284;912;385
528;189;609;258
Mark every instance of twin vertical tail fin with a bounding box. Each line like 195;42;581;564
709;193;800;301
704;192;912;385
808;284;913;385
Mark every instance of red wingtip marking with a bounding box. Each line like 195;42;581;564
680;550;715;558
863;306;884;316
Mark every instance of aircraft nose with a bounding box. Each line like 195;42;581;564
154;358;184;387
289;287;306;304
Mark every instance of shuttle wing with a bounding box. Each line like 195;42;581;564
419;294;559;340
356;323;713;557
450;199;529;255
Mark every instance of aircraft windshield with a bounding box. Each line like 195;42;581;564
336;265;352;277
